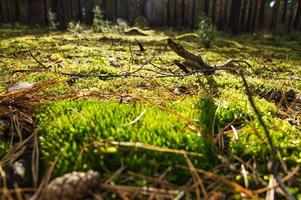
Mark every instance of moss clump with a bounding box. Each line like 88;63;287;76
37;100;207;183
232;117;300;167
216;88;278;127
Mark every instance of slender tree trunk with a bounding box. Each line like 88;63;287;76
77;0;82;22
270;0;281;30
229;0;242;33
55;0;68;29
240;0;246;31
186;0;194;27
192;0;197;27
224;0;230;27
246;0;253;31
288;0;296;31
204;0;209;15
0;1;2;22
5;0;16;23
183;0;188;25
167;0;175;26
218;0;225;29
212;0;217;22
258;0;267;30
174;0;183;27
251;0;259;32
293;0;301;30
14;0;20;22
282;0;288;23
105;0;116;21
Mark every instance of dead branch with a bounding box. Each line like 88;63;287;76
28;51;51;70
135;39;145;52
167;38;212;71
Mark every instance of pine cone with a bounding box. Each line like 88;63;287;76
41;170;101;200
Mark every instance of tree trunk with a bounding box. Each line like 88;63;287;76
54;0;68;29
0;1;2;22
204;0;209;15
288;0;296;31
212;0;217;22
270;0;281;30
240;0;247;31
193;0;202;26
185;0;195;27
77;0;82;22
246;0;254;31
105;0;116;21
145;0;167;26
251;0;259;32
293;0;301;30
174;0;183;27
191;0;197;27
282;0;288;23
167;0;175;26
13;0;20;22
258;0;267;30
224;0;229;28
229;0;242;33
218;0;225;29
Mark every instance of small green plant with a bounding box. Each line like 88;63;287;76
196;14;217;48
115;18;129;32
47;10;57;29
134;16;149;28
68;22;83;34
92;6;104;32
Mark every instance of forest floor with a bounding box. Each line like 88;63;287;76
0;26;301;199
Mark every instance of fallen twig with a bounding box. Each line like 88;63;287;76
92;141;203;157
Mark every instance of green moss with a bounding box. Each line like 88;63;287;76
37;99;208;182
216;88;278;127
1;27;301;192
232;117;300;166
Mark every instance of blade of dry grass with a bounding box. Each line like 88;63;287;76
184;154;208;200
128;171;176;188
92;141;203;157
179;165;259;200
148;167;172;200
100;183;180;198
255;166;300;194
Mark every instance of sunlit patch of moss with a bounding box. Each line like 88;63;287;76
231;117;300;166
37;100;208;181
168;96;199;114
216;88;278;127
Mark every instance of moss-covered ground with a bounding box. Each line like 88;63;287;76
0;26;300;199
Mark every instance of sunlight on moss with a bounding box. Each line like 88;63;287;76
1;27;300;191
37;100;206;179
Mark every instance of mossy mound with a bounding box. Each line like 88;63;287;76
175;33;199;42
124;27;148;36
37;100;207;182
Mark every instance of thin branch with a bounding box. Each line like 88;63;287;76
238;69;295;200
28;50;50;70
